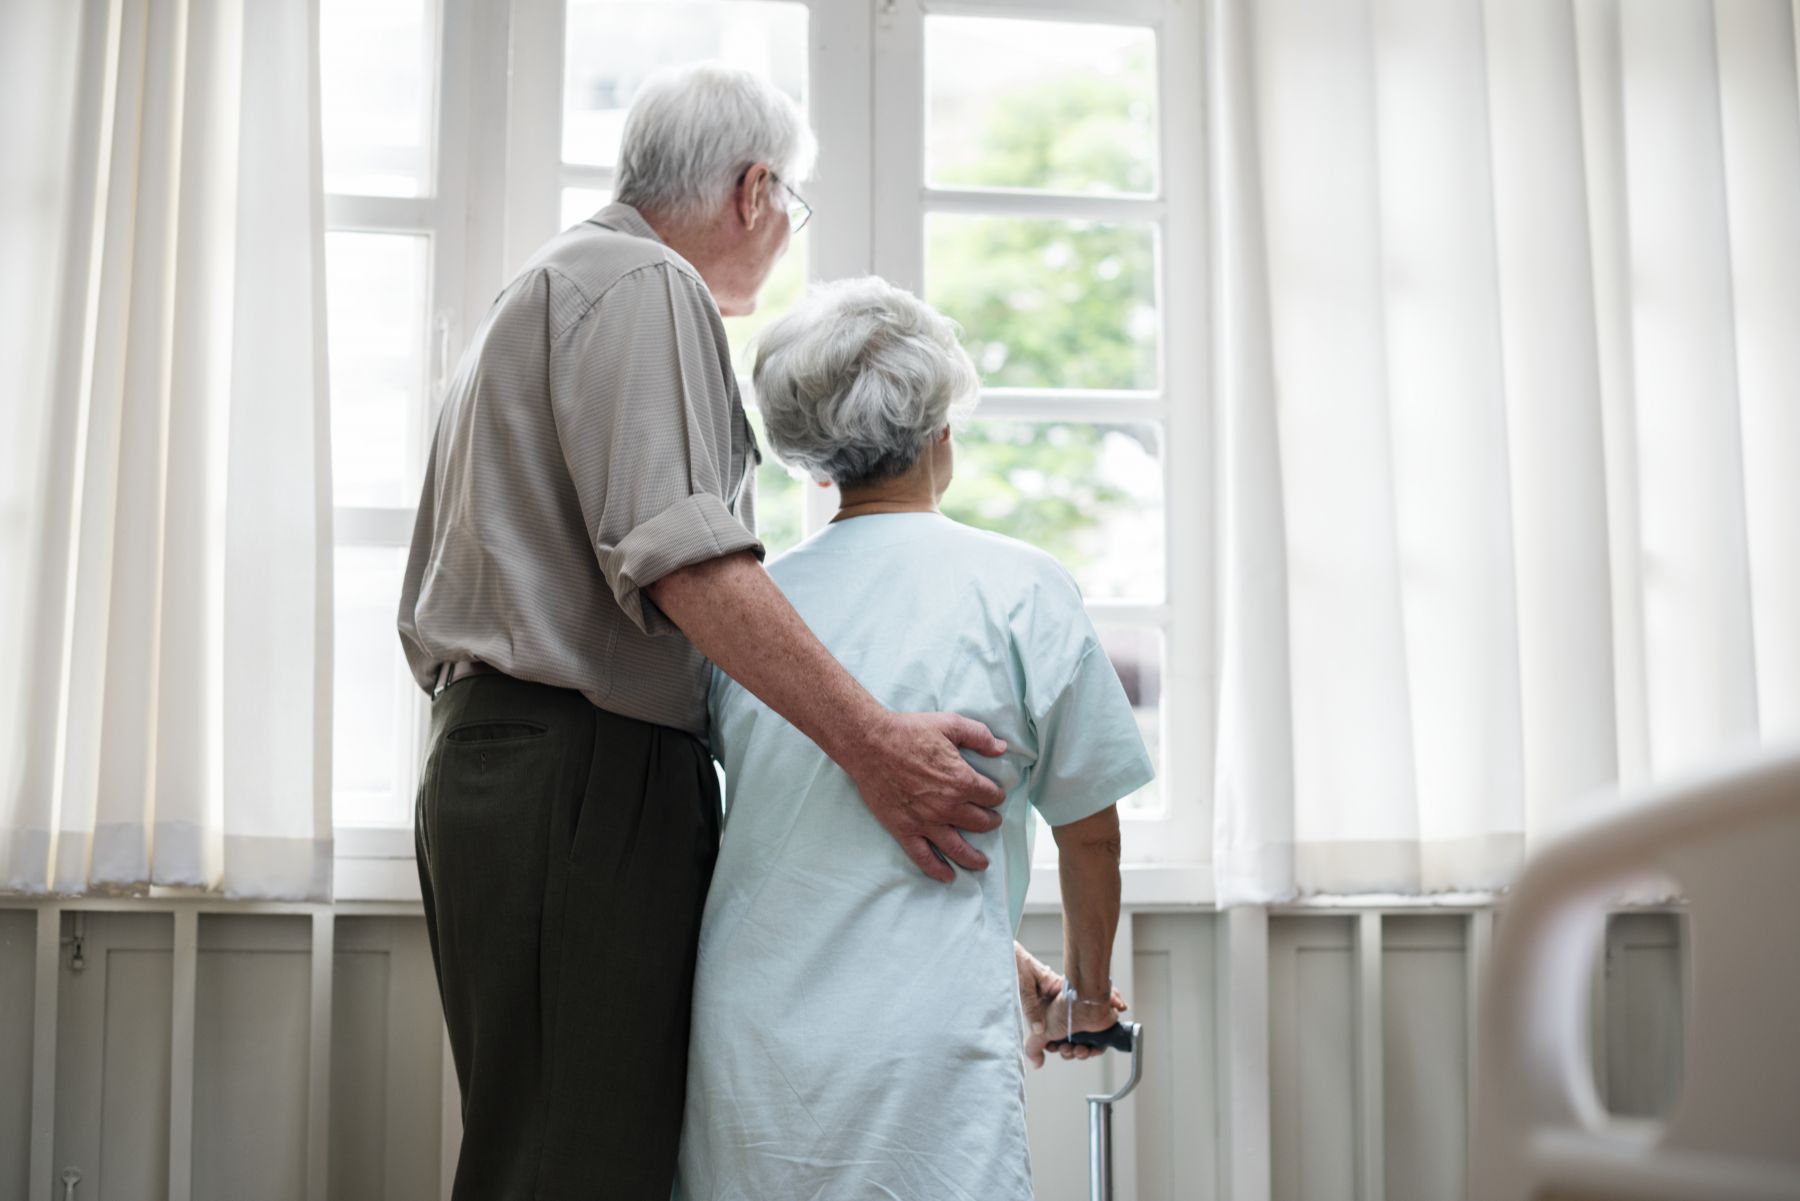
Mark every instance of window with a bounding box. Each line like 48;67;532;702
873;1;1205;862
320;0;1207;874
321;0;463;833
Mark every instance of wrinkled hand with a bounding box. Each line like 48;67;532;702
1017;944;1128;1069
1040;987;1129;1062
847;711;1008;883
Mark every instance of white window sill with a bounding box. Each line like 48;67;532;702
333;837;1224;909
333;825;417;903
334;838;1512;911
1022;863;1216;911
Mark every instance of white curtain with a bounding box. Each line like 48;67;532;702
0;0;333;899
1211;0;1800;902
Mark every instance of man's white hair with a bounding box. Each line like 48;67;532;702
614;64;817;223
752;277;980;487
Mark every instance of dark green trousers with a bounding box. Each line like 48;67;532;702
414;672;722;1200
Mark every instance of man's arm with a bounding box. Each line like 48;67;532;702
647;550;1007;882
552;268;1002;880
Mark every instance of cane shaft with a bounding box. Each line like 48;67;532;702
1088;1098;1114;1201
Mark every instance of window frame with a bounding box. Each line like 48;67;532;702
329;0;1214;897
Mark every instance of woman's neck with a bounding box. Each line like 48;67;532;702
833;473;938;522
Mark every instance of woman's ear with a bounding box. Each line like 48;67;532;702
936;425;952;444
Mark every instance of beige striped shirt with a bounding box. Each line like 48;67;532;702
398;203;762;738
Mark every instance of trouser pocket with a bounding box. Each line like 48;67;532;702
445;718;549;743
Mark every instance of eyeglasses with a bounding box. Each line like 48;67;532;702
741;168;812;234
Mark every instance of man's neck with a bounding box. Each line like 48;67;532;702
641;209;743;314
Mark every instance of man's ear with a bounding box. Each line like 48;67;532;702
737;164;771;230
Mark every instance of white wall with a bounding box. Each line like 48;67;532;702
0;904;1684;1201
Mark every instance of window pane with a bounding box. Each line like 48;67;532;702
1094;623;1163;815
943;421;1163;601
321;0;435;197
927;17;1157;195
333;546;416;827
326;232;430;509
561;186;612;230
927;216;1158;391
562;0;807;168
745;409;804;558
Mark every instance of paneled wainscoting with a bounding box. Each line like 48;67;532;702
0;902;1684;1201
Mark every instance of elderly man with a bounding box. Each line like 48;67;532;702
398;67;1009;1198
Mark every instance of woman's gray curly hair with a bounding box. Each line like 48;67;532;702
751;277;980;488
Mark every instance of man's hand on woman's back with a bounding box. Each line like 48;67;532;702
648;552;1007;881
842;710;1008;883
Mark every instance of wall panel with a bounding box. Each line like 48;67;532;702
0;911;34;1201
1601;912;1686;1119
1270;916;1357;1201
332;916;443;1201
193;915;311;1201
329;940;390;1200
54;913;174;1201
1135;913;1219;1201
1380;915;1467;1201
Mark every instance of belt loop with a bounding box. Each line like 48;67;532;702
435;661;452;696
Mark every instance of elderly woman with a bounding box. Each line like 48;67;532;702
677;278;1154;1200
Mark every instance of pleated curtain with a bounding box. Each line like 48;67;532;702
0;0;334;899
1211;0;1800;902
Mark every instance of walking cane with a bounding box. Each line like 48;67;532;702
1068;1022;1145;1201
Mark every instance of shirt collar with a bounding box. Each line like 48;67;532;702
589;201;665;245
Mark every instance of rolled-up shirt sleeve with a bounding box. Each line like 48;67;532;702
551;261;763;636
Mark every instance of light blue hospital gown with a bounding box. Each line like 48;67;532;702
676;512;1154;1201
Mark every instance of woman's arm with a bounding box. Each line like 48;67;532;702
1042;804;1124;1049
